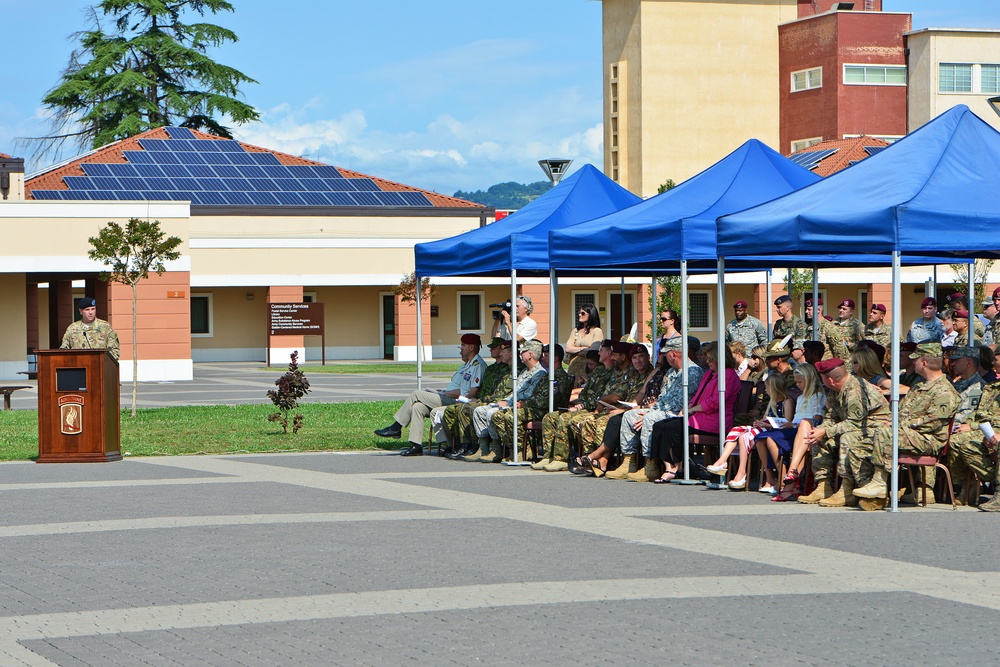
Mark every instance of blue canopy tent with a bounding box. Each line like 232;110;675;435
412;164;642;462
717;104;1000;509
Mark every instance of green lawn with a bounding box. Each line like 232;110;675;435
0;401;412;461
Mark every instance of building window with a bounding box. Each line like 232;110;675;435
939;63;973;93
844;64;906;86
982;64;1000;94
791;67;822;92
791;137;823;153
457;292;484;333
689;292;711;330
191;294;213;337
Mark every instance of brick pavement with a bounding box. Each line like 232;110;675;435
0;452;998;665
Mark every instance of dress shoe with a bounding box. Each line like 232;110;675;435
399;445;423;457
374;425;402;438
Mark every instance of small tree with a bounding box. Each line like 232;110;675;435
951;259;996;307
646;276;682;341
656;179;677;194
783;268;815;307
267;351;310;434
393;271;437;304
88;217;182;416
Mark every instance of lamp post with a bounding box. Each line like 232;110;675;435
538;159;573;186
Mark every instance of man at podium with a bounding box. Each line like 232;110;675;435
60;297;120;360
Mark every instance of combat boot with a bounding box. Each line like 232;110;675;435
798;478;833;504
530;457;552;471
819;478;855;507
978;493;1000;512
605;454;636;480
627;458;662;482
479;447;503;463
853;468;889;499
543;459;568;472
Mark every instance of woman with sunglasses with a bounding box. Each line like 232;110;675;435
565;303;604;379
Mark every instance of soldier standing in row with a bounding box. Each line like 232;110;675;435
827;298;863;361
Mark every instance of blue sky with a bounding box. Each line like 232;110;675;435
0;0;996;194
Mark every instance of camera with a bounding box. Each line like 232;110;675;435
490;301;513;320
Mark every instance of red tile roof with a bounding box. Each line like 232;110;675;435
788;136;892;177
24;126;483;209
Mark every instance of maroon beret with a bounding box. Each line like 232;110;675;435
839;299;855;309
871;303;886;313
805;297;823;307
612;341;633;355
814;358;845;374
954;309;969;319
733;300;748;308
460;333;482;346
921;297;937;308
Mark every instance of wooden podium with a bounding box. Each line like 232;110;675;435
36;349;121;463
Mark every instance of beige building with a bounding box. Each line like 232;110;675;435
906;28;1000;133
601;0;799;197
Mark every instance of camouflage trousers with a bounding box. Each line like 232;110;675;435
579;413;616;454
441;401;480;445
492;407;544;450
813;428;886;485
946;431;997;485
620;408;670;457
472;405;503;449
542;410;593;462
869;426;941;472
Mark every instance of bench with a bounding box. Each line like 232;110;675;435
0;386;32;410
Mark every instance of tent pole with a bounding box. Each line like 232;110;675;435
969;266;978;345
717;257;726;479
890;251;901;512
510;270;520;464
621;278;626;340
416;273;423;391
549;269;557;414
812;266;819;342
652;275;659;343
766;269;773;338
681;260;690;482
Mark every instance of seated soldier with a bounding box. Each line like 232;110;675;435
948;379;1000;511
574;343;656;476
798;358;892;507
945;347;988;498
492;343;573;462
442;338;512;459
466;340;548;463
375;334;487;456
537;340;616;472
854;343;960;504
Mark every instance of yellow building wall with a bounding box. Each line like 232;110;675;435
603;0;799;197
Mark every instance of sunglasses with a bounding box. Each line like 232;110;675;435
660;316;672;321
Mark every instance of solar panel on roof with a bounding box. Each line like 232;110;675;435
250;152;282;165
348;178;379;191
82;163;113;177
351;192;382;206
195;191;228;205
221;191;254;206
299;179;327;191
308;166;342;179
107;164;139;177
144;177;176;191
398;191;432;206
123;150;155;164
134;165;165;177
374;192;407;206
119;177;147;190
273;192;305;205
260;165;291;179
788;148;838;171
864;146;886;157
321;178;354;191
247;191;280;206
236;166;267;179
299;192;329;206
174;178;204;191
286;166;318;179
275;179;305;192
227;152;258;165
175;151;208;165
324;192;356;206
211;165;240;178
64;176;96;190
165;127;195;140
159;164;190;177
186;165;215;178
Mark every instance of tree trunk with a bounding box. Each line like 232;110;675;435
131;281;138;417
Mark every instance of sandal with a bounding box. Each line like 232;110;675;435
653;470;677;484
728;477;747;490
706;463;728;475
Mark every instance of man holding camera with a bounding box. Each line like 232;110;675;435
489;295;538;343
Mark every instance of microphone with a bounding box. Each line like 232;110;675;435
83;331;91;349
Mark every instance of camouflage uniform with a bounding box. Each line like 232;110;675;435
814;373;891;485
952;373;985;426
863;323;891;352
541;363;614;462
492;366;574;451
473;364;545;449
726;315;768;350
828;317;863;361
773;315;807;347
620;364;704;456
989;314;1000;347
442;361;511;444
806;318;835;361
869;373;960;471
906;317;944;344
578;365;653;452
60;318;120;360
947;381;1000;487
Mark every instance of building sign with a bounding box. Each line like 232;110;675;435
268;303;325;336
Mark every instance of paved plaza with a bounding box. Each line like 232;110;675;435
0;450;998;666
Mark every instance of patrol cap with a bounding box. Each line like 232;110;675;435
660;337;683;353
773;295;791;306
949;346;979;360
815;358;845;374
838;298;855;309
921;297;937;308
612;341;632;356
805;297;823;307
733;300;748;308
487;336;504;348
870;303;886;313
910;342;943;359
522;339;543;357
460;333;482;347
77;297;97;309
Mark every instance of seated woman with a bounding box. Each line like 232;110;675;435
759;363;827;501
565;304;604;380
646;343;741;483
852;346;891;395
706;373;794;489
730;341;750;379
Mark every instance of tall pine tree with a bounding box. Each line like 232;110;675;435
32;0;258;159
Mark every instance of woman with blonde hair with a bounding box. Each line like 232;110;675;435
765;362;827;501
852;346;891;394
